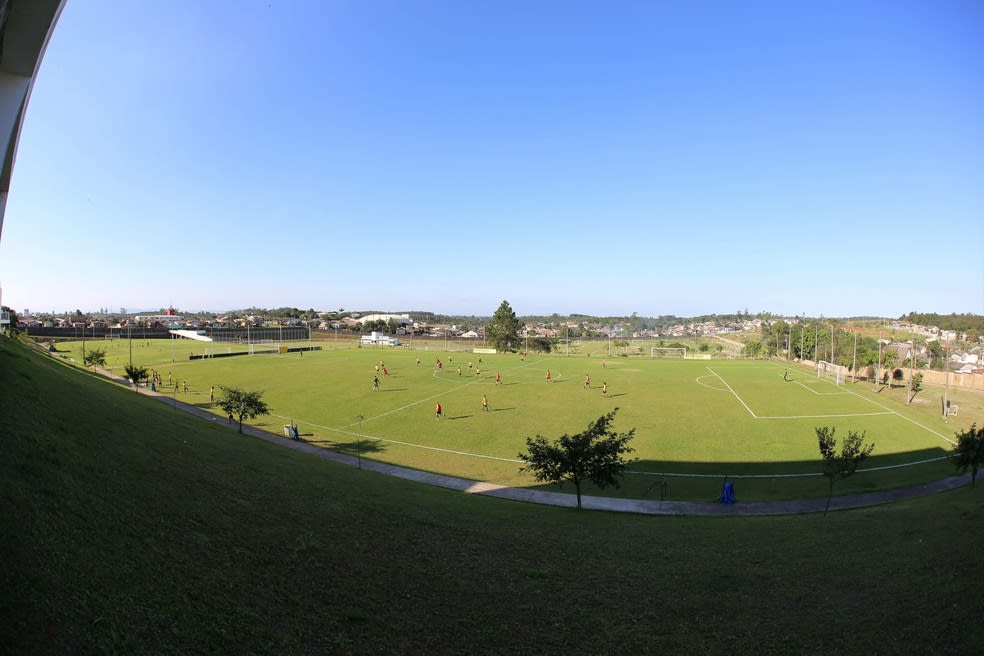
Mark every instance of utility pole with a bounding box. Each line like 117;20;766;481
799;321;804;363
906;341;915;404
876;333;882;391
814;322;819;375
943;340;950;420
851;329;858;383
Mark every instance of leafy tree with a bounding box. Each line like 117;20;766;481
529;336;552;353
952;424;984;488
744;340;763;358
910;373;923;400
123;364;148;391
486;300;522;351
215;386;270;433
83;348;107;369
816;426;875;515
892;368;904;387
518;409;636;510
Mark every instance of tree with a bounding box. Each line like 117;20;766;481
486;300;522;351
892;368;904;387
215;386;270;433
123;363;148;391
816;426;875;515
83;348;107;369
518;409;636;510
952;424;984;488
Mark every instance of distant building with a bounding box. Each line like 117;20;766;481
360;331;401;347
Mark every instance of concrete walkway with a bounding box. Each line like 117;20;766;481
116;372;974;516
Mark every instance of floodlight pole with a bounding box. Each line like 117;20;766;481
814;322;819;375
799;320;804;362
907;340;915;404
876;333;882;390
851;330;857;383
128;325;132;367
943;342;950;421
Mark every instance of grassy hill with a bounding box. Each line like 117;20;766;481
2;335;982;655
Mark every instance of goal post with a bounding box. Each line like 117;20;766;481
817;360;846;385
651;347;686;360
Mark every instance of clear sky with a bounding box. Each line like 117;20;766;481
1;0;981;318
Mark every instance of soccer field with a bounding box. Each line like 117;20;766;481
59;338;970;500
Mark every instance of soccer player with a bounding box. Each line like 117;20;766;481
383;367;389;377
373;376;380;391
482;394;489;412
584;374;590;389
602;382;608;396
495;372;502;385
435;402;443;420
210;386;215;404
546;370;552;383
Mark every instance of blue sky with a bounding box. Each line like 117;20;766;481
1;0;981;318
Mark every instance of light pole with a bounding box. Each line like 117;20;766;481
943;340;950;420
814;322;819;375
876;333;882;391
851;329;858;383
128;325;132;367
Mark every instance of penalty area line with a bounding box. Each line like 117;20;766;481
755;411;894;420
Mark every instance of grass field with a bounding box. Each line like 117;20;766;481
3;335;984;655
56;336;980;501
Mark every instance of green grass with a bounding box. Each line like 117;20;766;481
3;335;984;654
53;337;976;501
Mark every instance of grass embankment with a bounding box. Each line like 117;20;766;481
2;336;983;654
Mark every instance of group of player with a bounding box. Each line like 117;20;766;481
372;355;611;421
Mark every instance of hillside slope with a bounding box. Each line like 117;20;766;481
1;336;982;655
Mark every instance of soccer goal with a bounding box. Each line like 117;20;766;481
651;347;686;359
817;360;846;385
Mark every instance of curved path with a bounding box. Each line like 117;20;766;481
113;370;974;516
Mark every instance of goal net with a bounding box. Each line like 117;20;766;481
651;347;686;359
817;360;846;385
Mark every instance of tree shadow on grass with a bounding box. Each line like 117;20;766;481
330;438;387;457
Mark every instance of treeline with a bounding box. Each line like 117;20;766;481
901;312;984;337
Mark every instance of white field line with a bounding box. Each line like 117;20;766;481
270;356;552;458
706;367;758;417
695;375;728;391
270;413;523;463
841;385;957;446
755;412;894;419
793;380;849;396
